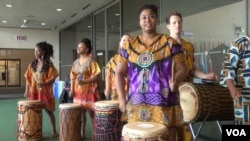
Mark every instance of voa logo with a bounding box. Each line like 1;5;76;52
226;129;246;136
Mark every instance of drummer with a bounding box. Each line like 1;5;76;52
24;41;59;138
104;34;131;100
69;38;102;140
165;11;218;141
115;4;187;141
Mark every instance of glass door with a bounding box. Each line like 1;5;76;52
94;11;106;91
0;60;6;86
107;3;121;61
0;59;20;87
94;3;121;91
7;59;20;86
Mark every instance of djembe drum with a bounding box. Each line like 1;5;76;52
178;82;234;123
94;100;123;141
121;122;168;141
16;100;43;141
59;103;82;141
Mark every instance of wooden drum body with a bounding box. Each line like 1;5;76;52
121;122;168;141
17;100;43;141
94;100;122;141
59;103;82;141
178;82;234;123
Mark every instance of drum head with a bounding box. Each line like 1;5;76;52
95;100;119;110
178;82;199;123
122;122;168;139
59;103;81;109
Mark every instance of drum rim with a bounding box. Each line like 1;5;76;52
94;100;119;108
122;122;168;139
59;103;81;109
179;82;234;123
179;82;201;123
17;100;43;105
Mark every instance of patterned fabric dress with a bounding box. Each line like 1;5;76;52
220;36;250;125
106;54;129;122
182;39;195;82
119;34;185;127
105;54;128;100
24;64;59;111
70;57;101;110
179;39;195;141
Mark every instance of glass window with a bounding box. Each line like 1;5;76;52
59;15;92;79
107;3;120;61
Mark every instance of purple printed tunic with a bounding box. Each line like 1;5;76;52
120;34;184;107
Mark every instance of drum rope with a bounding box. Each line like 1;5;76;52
94;108;122;140
16;103;43;140
59;108;82;141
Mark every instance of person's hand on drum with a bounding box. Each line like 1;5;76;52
230;87;241;99
226;79;241;99
24;91;29;98
205;72;218;81
230;87;241;108
104;89;110;100
36;83;43;90
169;79;177;92
68;90;74;97
119;99;126;113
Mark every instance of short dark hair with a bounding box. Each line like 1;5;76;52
80;38;92;54
138;3;158;18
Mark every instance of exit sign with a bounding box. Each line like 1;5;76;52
16;35;27;40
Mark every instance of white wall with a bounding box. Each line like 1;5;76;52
159;1;246;52
0;27;60;72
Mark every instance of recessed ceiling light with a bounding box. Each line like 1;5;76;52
115;13;120;16
56;8;62;12
87;25;92;28
41;23;46;26
2;20;7;23
6;4;12;8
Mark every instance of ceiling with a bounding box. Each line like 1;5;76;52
0;0;242;32
0;0;115;31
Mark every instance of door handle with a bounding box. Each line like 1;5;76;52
102;66;105;81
